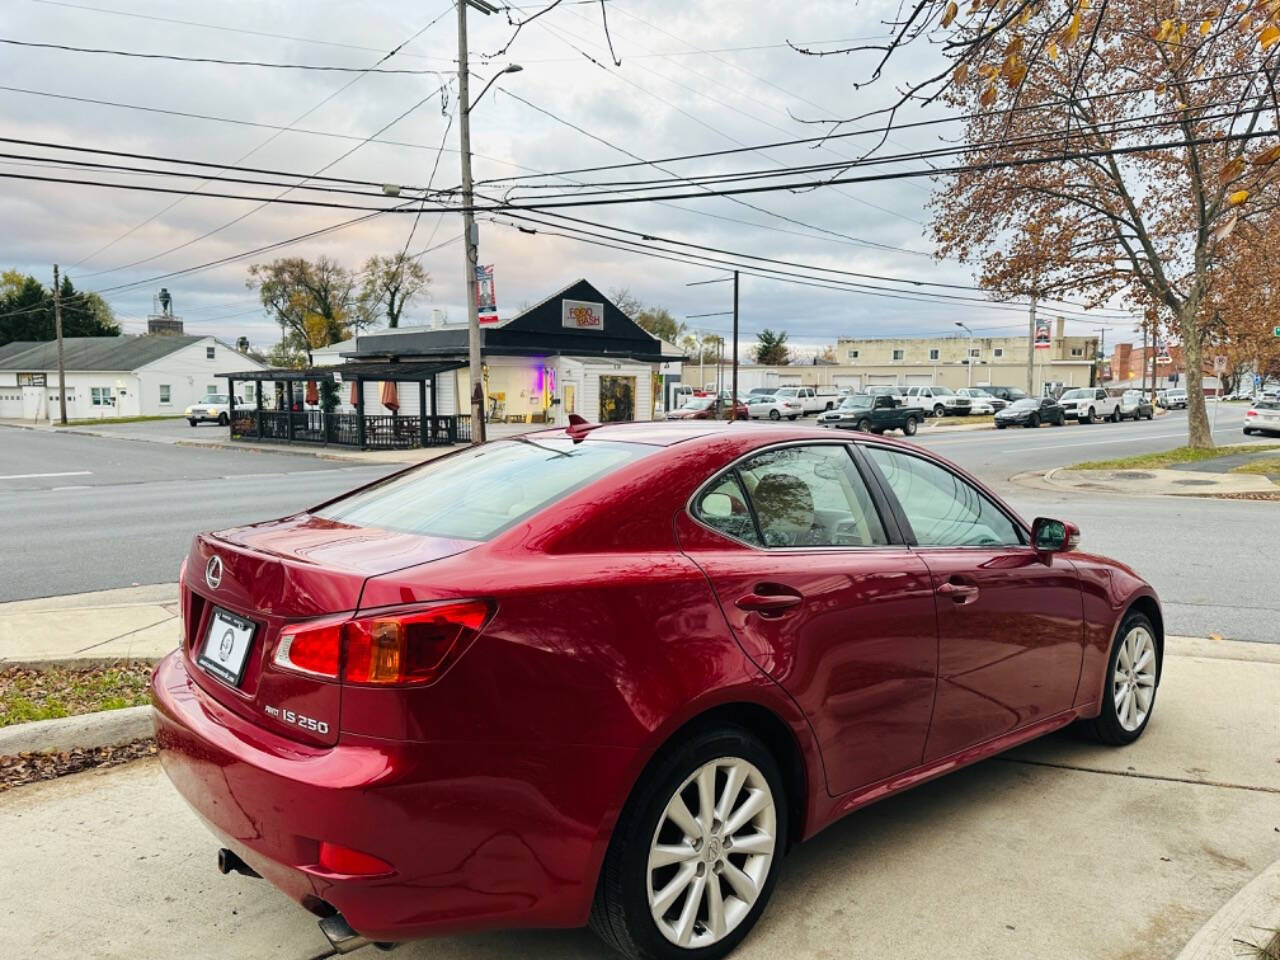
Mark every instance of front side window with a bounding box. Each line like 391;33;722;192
735;445;887;548
865;447;1022;548
317;437;653;541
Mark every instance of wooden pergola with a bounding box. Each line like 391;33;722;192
220;360;468;450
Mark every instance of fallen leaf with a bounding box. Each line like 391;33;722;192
1228;189;1250;205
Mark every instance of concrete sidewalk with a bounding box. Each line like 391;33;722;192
1;636;1276;960
1042;465;1279;497
0;583;179;667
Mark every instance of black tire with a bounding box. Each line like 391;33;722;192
787;415;798;421
995;422;1006;429
1028;413;1040;428
768;409;780;421
1109;407;1120;423
1076;611;1160;746
589;726;788;960
1243;427;1255;436
1053;415;1064;426
217;412;229;426
1082;407;1095;425
1145;411;1154;420
824;402;833;411
932;404;946;418
188;419;198;427
856;418;872;432
902;416;918;436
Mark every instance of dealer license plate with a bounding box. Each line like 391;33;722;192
198;608;257;686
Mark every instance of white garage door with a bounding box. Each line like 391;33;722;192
865;374;898;386
905;374;933;386
833;375;862;389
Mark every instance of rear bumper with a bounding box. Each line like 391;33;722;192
151;651;637;941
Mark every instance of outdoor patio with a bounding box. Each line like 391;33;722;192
221;361;470;451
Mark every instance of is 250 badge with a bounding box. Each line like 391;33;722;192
264;704;330;735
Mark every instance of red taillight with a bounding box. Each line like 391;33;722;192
177;558;188;646
317;841;393;876
344;600;491;686
274;617;346;679
272;601;492;686
1246;409;1258;417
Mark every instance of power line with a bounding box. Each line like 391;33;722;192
79;82;452;278
0;36;448;74
66;4;455;270
475;66;1269;187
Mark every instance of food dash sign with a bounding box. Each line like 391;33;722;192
562;299;605;330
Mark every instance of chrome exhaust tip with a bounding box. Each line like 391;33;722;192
318;913;370;954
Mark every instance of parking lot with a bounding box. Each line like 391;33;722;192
3;636;1276;960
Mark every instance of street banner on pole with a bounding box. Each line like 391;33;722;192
475;265;498;325
1034;317;1051;350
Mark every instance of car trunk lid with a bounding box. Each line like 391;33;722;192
182;514;480;746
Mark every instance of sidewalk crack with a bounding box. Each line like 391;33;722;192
1000;758;1280;795
72;614;177;654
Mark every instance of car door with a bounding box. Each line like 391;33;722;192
860;444;1085;762
678;442;939;796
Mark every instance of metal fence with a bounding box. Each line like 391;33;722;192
230;409;468;449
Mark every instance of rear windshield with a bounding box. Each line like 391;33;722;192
1257;400;1280;410
315;438;652;540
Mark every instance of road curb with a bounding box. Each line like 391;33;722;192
0;705;153;757
1173;856;1280;960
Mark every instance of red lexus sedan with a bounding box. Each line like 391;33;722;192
153;420;1162;958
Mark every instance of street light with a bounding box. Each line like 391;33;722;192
956;321;976;387
455;0;524;446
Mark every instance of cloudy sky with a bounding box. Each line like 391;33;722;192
1;0;1139;356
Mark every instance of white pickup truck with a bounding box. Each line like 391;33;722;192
1057;387;1121;423
773;386;832;415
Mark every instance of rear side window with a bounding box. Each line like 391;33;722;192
316;438;651;540
738;445;887;548
693;473;761;545
865;447;1022;547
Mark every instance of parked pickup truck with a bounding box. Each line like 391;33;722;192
773;385;832;414
1058;386;1122;423
820;393;925;435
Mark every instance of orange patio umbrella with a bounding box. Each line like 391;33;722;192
304;380;319;406
349;381;359;406
380;380;399;412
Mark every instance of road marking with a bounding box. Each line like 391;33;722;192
0;470;92;480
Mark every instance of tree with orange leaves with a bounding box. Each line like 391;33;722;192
810;1;1280;447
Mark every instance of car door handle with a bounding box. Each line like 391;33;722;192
735;586;804;616
936;581;980;604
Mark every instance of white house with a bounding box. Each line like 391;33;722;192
0;336;269;421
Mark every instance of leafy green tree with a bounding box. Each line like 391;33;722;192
247;257;354;363
610;287;687;344
0;270;119;346
753;328;791;366
357;253;429;329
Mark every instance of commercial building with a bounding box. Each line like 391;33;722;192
1108;342;1221;393
221;281;681;451
0;335;266;421
833;320;1099;393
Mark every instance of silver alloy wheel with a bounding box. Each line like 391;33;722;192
646;757;776;950
1113;626;1157;731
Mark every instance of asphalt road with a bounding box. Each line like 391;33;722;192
1;411;1275;642
0;428;396;600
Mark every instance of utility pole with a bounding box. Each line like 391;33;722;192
1026;293;1037;397
52;264;67;425
457;0;484;445
731;270;739;421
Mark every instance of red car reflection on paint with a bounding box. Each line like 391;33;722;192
153;420;1162;958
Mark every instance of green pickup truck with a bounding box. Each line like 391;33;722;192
817;393;926;435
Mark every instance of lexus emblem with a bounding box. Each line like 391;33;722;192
218;629;234;661
205;555;223;590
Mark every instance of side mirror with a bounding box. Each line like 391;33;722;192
1032;517;1080;553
